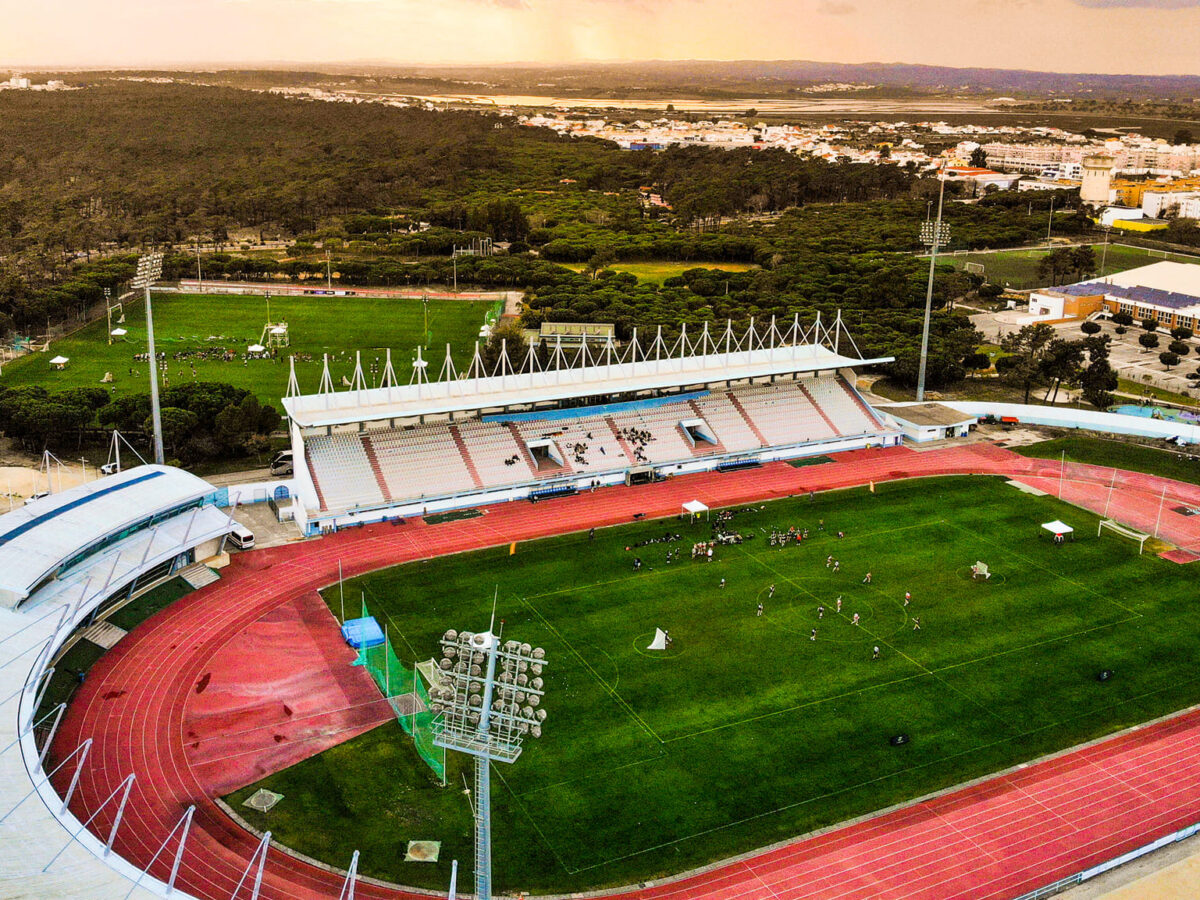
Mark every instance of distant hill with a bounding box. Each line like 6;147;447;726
33;59;1200;102
345;59;1200;100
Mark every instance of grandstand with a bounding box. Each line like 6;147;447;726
282;315;900;533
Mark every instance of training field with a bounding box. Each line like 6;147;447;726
226;476;1199;894
948;243;1200;289
562;261;757;284
0;292;496;404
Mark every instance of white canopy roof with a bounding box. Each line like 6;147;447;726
0;465;216;605
248;344;266;353
109;328;127;337
683;500;709;514
1041;520;1074;535
49;356;69;365
284;343;892;429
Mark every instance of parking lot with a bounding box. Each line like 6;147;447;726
970;308;1199;399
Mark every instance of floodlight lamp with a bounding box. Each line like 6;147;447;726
920;221;951;247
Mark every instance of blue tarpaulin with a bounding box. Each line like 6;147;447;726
341;615;385;649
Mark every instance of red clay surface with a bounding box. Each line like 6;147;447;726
50;444;1200;900
181;591;394;796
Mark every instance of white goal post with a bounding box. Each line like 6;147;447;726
1098;519;1149;554
964;262;986;276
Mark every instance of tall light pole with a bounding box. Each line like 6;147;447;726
1099;224;1113;277
430;624;548;900
133;253;165;465
1046;195;1056;247
917;170;951;403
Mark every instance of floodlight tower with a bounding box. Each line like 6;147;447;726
429;626;548;900
916;168;951;403
132;252;165;465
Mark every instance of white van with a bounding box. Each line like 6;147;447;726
228;525;256;550
269;451;294;477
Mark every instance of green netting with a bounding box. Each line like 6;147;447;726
353;601;445;781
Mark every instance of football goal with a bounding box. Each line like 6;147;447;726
964;262;986;276
1098;519;1149;554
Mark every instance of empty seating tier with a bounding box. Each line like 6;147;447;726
304;433;385;511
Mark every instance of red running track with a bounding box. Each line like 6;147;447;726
50;444;1200;900
180;591;395;797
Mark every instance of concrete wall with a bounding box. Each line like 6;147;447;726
943;401;1200;444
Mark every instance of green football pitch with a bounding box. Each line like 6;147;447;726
227;476;1200;894
0;292;496;405
949;243;1200;289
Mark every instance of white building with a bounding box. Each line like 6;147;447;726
878;403;976;443
1143;190;1200;219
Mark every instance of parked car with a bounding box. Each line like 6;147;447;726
227;525;256;550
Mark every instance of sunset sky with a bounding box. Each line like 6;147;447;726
0;0;1198;74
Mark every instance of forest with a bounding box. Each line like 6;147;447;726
0;81;1130;454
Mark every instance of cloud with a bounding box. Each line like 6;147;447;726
817;0;856;13
1072;0;1200;7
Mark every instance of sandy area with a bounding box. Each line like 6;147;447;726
0;463;100;506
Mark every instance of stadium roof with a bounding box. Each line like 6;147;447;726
283;342;893;429
0;465;215;605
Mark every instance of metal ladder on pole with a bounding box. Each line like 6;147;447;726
474;755;491;900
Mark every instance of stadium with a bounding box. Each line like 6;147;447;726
3;310;1200;900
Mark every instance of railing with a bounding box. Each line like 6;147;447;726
1013;819;1200;900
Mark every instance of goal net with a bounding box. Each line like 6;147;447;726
1098;519;1149;553
964;262;986;276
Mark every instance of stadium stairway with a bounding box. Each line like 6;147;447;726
604;416;639;464
838;374;885;428
307;465;329;512
360;436;394;502
796;381;843;437
448;425;485;490
725;392;770;447
179;562;220;590
505;423;540;476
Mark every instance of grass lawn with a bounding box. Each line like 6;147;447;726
227;477;1200;894
949;244;1200;290
37;639;106;722
1013;436;1200;487
1116;378;1199;409
563;261;756;284
0;293;496;406
105;577;194;632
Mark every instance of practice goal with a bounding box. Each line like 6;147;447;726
1098;519;1149;554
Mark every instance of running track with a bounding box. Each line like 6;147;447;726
51;444;1200;900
